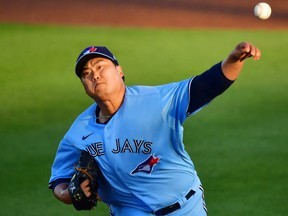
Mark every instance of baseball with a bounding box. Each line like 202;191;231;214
254;2;272;20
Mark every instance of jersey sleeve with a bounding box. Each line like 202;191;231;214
158;79;192;128
187;62;234;115
158;62;234;129
48;103;96;190
48;137;80;189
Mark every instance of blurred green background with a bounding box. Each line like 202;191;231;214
0;23;287;215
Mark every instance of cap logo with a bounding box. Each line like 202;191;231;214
81;46;98;58
89;47;97;52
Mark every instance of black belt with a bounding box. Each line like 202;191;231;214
152;189;195;215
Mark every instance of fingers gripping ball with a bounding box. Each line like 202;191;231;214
68;151;101;210
254;2;272;20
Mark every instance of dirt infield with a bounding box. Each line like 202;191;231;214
0;0;287;29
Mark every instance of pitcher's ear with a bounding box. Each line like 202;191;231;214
116;65;124;78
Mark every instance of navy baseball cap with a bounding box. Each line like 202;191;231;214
75;46;119;77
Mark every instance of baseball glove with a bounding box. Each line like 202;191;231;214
68;150;101;210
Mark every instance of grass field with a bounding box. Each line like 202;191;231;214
0;23;287;216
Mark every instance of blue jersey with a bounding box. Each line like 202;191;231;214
49;62;233;213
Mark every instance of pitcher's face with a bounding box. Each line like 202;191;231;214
80;57;124;100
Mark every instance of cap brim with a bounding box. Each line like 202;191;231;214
75;54;99;77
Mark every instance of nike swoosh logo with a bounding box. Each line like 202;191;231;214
82;133;93;140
